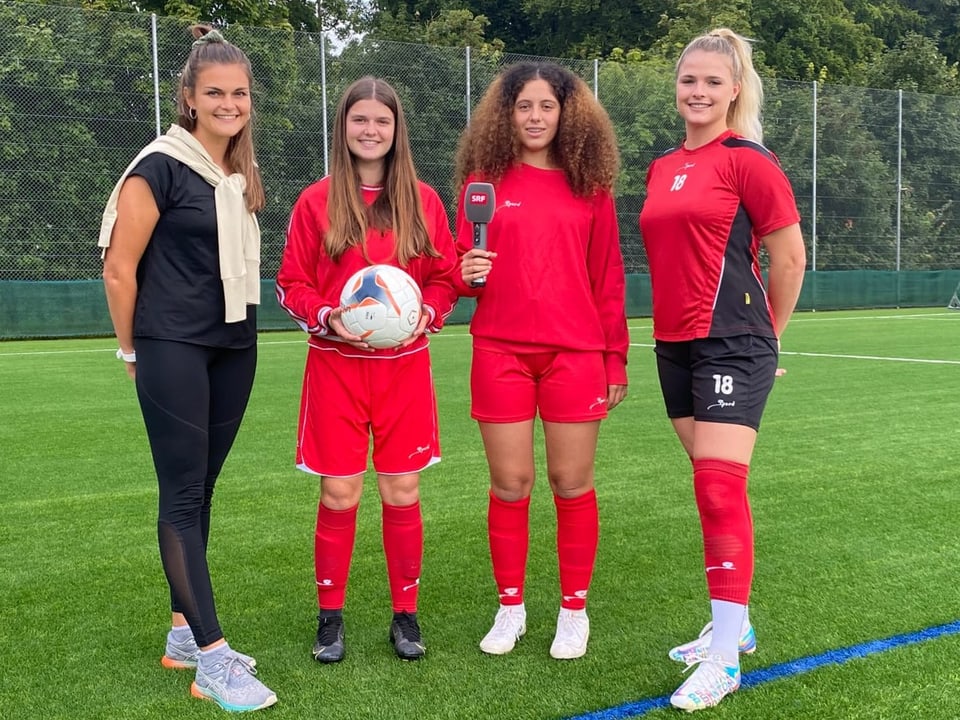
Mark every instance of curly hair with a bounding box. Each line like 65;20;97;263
454;61;619;198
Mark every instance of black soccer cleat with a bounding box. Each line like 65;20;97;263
313;612;345;663
389;611;425;660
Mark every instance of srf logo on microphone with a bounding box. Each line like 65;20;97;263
470;192;489;204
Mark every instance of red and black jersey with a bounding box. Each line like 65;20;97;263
276;177;459;357
639;130;800;341
455;164;629;386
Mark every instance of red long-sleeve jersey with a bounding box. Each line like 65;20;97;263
455;164;629;386
277;177;459;356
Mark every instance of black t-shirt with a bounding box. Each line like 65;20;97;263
130;153;256;348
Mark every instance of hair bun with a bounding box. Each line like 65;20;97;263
192;28;226;47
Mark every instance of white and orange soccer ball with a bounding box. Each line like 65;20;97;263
339;264;423;349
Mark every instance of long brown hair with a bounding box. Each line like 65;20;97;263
175;24;265;212
326;76;438;265
455;61;619;197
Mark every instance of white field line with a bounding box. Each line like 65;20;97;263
778;351;960;365
626;311;960;364
624;343;960;365
0;310;954;359
789;311;956;322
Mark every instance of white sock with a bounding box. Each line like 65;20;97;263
198;641;230;668
169;625;192;640
708;599;746;665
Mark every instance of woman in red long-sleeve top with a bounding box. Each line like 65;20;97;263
277;76;458;664
455;60;628;661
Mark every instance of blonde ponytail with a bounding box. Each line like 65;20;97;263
678;28;764;143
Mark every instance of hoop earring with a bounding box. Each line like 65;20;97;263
188;107;197;120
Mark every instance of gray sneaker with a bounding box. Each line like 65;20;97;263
190;648;277;712
162;630;256;670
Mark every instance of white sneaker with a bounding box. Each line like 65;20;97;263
479;604;526;655
669;655;741;712
549;608;589;660
668;620;756;664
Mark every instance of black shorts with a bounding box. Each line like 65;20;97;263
654;335;778;430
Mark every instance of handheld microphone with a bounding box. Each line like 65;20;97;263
464;182;495;287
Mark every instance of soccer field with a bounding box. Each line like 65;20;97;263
2;308;959;719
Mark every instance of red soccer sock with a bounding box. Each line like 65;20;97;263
488;491;530;606
693;458;754;604
555;489;599;611
382;501;423;613
314;502;359;610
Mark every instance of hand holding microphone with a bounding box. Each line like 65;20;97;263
463;182;496;287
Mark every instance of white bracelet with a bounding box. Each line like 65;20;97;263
116;348;137;363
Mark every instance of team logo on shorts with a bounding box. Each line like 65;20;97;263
407;445;430;459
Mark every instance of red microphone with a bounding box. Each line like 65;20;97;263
464;181;496;287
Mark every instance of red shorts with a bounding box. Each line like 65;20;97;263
470;345;608;423
296;345;440;476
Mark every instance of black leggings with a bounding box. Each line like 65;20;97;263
135;338;257;647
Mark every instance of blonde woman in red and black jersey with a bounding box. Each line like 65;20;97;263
639;29;806;711
277;77;458;664
455;61;629;661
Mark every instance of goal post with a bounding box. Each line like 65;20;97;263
950;279;960;309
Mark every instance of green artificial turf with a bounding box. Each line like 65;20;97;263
2;308;959;719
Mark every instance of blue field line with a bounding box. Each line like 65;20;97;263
566;619;960;719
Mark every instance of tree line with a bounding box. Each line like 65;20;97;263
63;0;960;91
1;0;959;281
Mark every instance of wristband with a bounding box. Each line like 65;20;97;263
116;348;137;363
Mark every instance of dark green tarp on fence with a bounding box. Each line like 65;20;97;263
1;270;958;339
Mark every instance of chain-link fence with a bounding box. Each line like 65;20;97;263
2;2;960;336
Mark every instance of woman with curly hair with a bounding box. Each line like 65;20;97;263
454;61;629;660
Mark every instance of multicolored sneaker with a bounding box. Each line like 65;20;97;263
668;621;756;664
669;655;741;712
191;648;277;712
549;608;589;660
479;604;527;655
162;630;256;670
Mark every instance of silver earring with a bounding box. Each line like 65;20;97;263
189;107;197;120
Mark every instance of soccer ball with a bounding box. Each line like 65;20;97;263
339;264;423;349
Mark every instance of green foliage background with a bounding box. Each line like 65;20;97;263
2;1;960;282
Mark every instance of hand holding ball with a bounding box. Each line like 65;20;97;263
339;265;423;349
